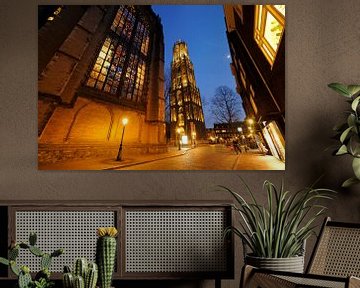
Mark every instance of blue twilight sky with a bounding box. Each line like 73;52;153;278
152;5;244;128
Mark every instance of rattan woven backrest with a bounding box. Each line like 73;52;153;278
308;219;360;277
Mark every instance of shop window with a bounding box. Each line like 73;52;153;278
86;6;151;104
254;5;285;66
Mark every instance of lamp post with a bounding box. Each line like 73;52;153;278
177;128;181;150
116;118;128;161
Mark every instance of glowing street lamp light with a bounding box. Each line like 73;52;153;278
116;117;128;161
237;127;243;133
247;118;254;125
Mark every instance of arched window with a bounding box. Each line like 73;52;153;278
86;6;151;104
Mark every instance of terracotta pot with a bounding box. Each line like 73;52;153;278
245;254;305;273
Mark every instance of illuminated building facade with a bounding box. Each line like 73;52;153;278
38;5;166;164
213;122;248;141
170;41;206;145
224;5;285;161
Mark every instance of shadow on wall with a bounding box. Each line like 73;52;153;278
293;107;359;215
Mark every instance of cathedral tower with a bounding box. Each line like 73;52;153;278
170;41;206;145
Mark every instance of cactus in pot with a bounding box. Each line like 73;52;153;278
96;227;118;288
62;259;98;288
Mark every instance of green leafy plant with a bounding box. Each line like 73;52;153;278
0;232;63;288
222;179;335;258
328;83;360;187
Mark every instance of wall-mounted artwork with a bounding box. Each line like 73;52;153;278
38;5;285;170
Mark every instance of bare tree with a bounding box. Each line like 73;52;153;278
211;86;243;124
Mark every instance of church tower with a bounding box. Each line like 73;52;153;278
170;41;206;145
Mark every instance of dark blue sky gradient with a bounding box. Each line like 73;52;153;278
152;5;244;128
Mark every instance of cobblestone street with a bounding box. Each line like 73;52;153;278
39;144;285;170
115;144;285;170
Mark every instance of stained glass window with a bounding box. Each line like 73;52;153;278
86;6;151;104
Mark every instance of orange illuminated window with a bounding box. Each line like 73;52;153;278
254;5;285;66
86;6;151;103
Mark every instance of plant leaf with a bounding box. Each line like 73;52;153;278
328;83;351;97
348;135;360;157
351;96;360;111
347;85;360;97
0;257;9;266
347;114;356;128
336;145;348;155
340;126;353;143
342;177;360;188
352;157;360;179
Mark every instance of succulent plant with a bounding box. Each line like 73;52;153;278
62;260;98;288
0;232;63;288
96;227;118;288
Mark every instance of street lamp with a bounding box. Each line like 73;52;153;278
247;118;254;125
116;117;128;161
177;128;181;150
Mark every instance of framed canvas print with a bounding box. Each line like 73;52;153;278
38;5;285;170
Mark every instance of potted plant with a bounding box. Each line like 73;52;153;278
328;83;360;187
62;258;98;288
222;179;335;273
0;232;63;288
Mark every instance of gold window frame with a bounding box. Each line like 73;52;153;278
254;5;285;66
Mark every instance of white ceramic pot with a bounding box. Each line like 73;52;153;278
245;254;305;273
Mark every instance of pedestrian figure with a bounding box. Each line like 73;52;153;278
232;139;240;154
258;142;268;155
